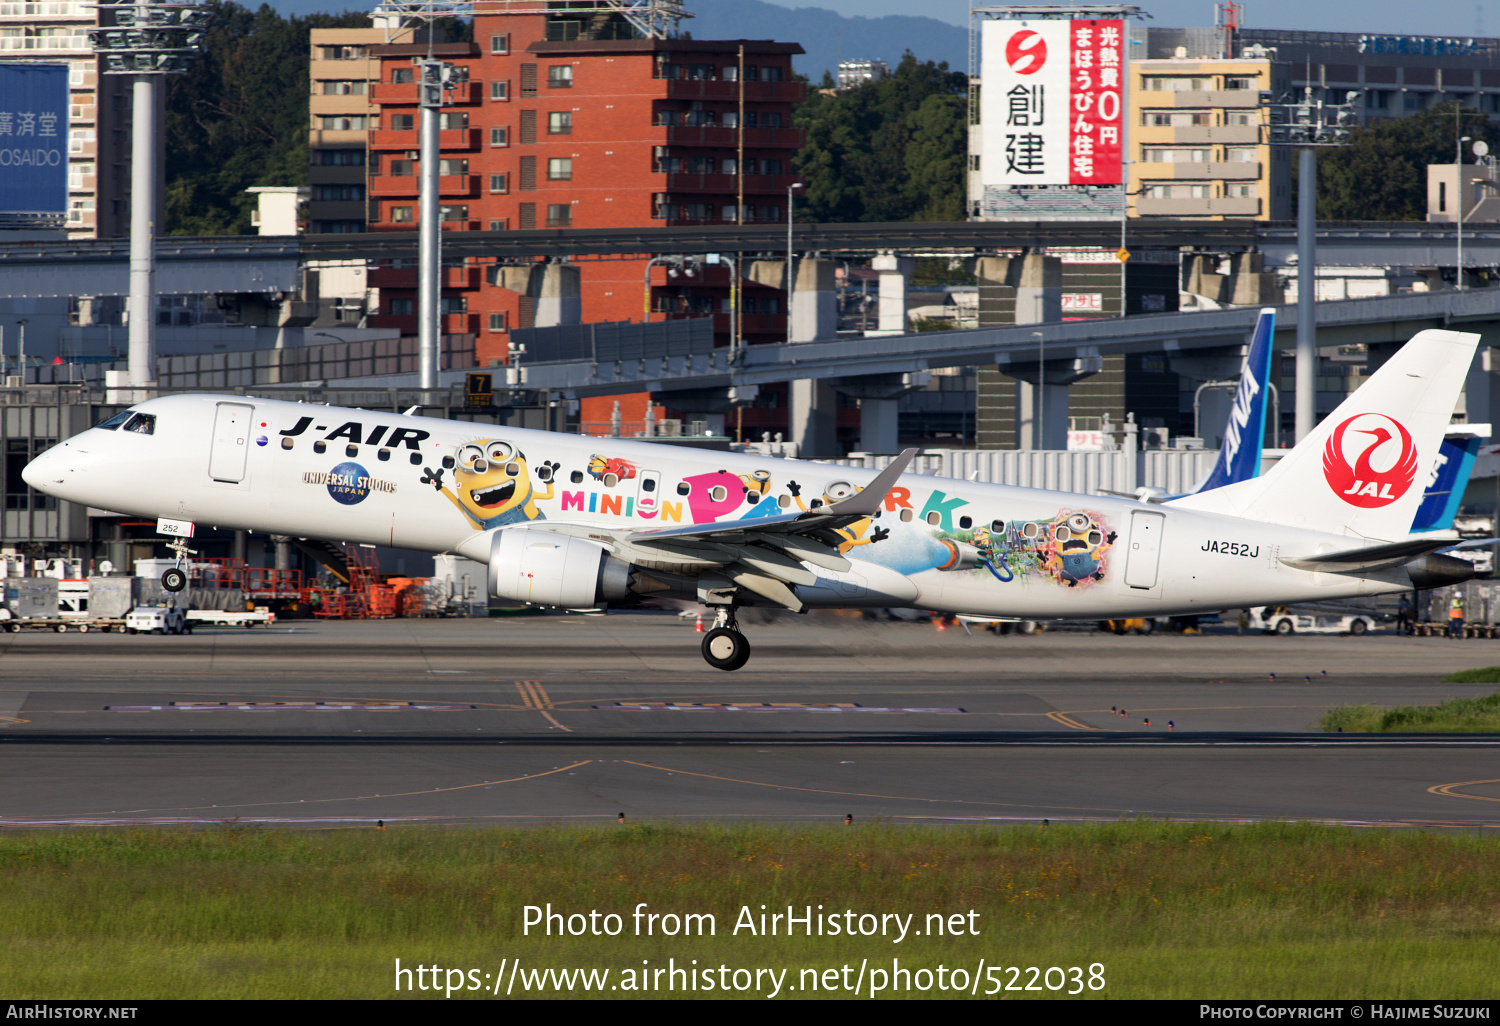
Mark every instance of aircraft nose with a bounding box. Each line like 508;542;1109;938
23;444;72;495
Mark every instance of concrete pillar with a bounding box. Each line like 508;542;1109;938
790;258;836;343
233;530;247;565
533;262;581;328
789;378;837;458
870;252;914;336
859;397;900;453
1014;251;1062;325
1011;253;1065;449
273;535;291;573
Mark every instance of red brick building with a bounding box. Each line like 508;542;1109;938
364;3;805;437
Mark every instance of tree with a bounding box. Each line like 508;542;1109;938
1315;101;1500;221
164;2;373;235
792;52;967;223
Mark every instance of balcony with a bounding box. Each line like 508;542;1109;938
370;128;480;151
1171;124;1261;145
1167;89;1261;109
660;79;805;103
1134;160;1261;181
370;80;481;105
661;125;804;149
371;265;479;291
369;173;479;197
1136;196;1261;217
309;128;370;147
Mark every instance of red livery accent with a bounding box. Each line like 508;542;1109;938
1005;30;1048;74
1322;413;1419;508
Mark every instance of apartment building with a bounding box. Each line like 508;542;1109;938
363;2;803;371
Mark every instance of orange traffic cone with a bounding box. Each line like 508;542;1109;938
694;614;703;633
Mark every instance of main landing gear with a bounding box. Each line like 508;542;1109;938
701;606;751;671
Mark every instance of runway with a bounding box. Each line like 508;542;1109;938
3;614;1499;828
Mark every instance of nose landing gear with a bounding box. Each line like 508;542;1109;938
161;535;194;593
700;606;750;671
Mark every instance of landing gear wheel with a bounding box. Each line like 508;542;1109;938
161;568;187;593
701;627;751;671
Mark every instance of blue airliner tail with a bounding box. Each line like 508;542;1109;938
1413;433;1483;532
1198;308;1274;493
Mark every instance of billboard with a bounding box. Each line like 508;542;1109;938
980;19;1124;188
0;64;69;221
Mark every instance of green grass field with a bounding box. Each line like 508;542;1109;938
1321;690;1500;732
2;822;1498;999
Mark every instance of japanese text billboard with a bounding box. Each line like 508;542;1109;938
0;64;68;218
980;19;1123;187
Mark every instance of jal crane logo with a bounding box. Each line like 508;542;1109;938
1321;413;1418;508
1004;30;1048;75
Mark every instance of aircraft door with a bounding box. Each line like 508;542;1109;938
636;470;661;517
209;402;255;483
1123;510;1165;590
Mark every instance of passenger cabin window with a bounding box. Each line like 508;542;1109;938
958;515;972;530
282;438;295;450
409;453;422;466
442;455;455;469
313;441;327;454
571;470;584;484
96;410;133;430
676;482;691;496
346;445;358;457
642;478;656;492
901;509;914;522
377;448;390;462
991;519;1005;533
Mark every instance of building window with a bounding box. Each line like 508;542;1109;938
390;159;414;177
441;205;468;222
489;173;509;193
1143;182;1210;199
440;295;466;314
686;63;713;80
519;110;537;143
321;45;367;60
490;126;509;147
392;67;413;84
1225;75;1257;90
488;218;509;231
1141;147;1209;163
440;112;468;130
519;203;536;230
520;64;537;97
319;115;369;131
489;312;508;331
519;155;537;190
548;111;572;135
319;80;366;95
1225;111;1257;126
490;80;508;101
547;65;573;88
490;34;509;54
1142;75;1210;91
1225;147;1258;163
438;158;468;176
390;298;413;316
390;113;415;131
312;184;365;201
547;157;572;180
760;65;783;82
317;149;365;166
390;205;413;222
1225;182;1256;197
546;204;571;227
1142;110;1210;127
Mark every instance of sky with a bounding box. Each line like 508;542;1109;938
261;0;1500;40
762;0;1500;38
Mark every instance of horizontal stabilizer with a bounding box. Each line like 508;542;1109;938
1279;537;1458;574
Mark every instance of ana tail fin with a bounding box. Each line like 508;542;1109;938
1197;307;1274;493
1170;328;1479;541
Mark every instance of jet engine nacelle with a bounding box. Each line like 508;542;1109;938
488;528;631;609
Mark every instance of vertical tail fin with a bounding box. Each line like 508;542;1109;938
1197;307;1275;493
1170;329;1480;541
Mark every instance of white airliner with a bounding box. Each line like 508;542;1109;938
23;328;1479;670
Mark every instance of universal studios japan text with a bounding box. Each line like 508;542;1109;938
980;18;1124;188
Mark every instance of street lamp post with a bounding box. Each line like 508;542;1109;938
1033;329;1044;449
1458;133;1472;291
786;182;803;343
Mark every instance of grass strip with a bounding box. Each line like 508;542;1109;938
1440;667;1500;684
2;821;1499;999
1321;690;1500;732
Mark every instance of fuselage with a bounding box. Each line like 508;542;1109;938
23;393;1417;617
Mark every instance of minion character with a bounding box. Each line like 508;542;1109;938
1047;510;1115;586
786;479;889;553
586;455;638;484
423;438;559;530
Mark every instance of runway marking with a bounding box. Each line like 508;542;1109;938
1427;779;1500;804
598;703;964;714
1045;711;1101;731
516;680;571;732
620;760;1168;815
2;760;596;821
104;701;477;712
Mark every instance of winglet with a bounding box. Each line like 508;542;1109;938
821;448;920;518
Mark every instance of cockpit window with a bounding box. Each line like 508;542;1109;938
96;410;133;431
123;413;155;435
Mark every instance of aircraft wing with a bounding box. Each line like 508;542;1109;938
601;448;922;612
